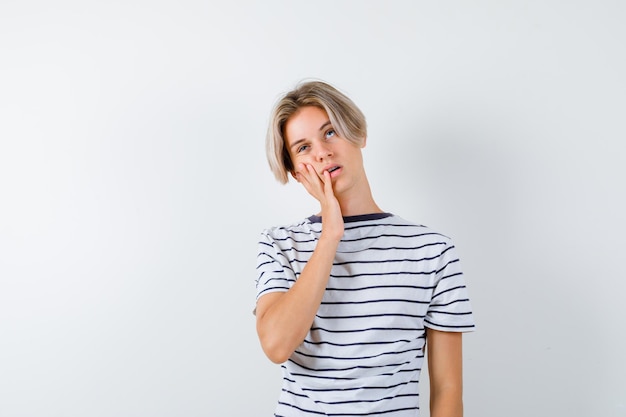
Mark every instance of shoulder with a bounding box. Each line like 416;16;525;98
386;214;453;241
380;215;461;263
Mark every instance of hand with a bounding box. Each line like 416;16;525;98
295;163;344;240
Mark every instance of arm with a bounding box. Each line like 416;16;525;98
427;329;464;417
256;165;343;363
255;234;339;363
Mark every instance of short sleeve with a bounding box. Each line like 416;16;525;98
255;231;294;302
424;239;475;332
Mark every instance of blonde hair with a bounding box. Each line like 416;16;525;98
266;80;367;184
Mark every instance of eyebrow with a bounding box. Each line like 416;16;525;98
289;120;332;151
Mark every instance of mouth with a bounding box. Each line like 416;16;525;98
323;165;342;179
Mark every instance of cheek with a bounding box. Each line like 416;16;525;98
292;154;312;169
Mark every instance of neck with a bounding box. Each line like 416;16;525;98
339;200;383;217
335;177;383;217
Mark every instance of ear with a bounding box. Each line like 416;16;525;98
361;136;367;148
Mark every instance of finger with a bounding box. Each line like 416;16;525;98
306;164;325;187
297;164;325;198
322;170;334;196
307;164;321;180
295;164;313;186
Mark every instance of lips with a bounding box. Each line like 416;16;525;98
323;165;342;179
323;164;341;173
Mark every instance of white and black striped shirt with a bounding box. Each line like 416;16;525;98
256;213;475;417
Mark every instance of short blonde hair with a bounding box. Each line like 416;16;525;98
266;80;367;184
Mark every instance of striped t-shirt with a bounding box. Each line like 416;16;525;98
255;213;475;417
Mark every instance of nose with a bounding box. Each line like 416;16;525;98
314;142;333;161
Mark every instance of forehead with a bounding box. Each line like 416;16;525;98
284;106;330;147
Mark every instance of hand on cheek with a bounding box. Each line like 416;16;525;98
295;163;328;202
293;164;343;233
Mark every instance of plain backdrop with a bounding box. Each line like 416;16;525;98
1;1;625;416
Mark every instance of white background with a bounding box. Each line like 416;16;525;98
1;1;625;416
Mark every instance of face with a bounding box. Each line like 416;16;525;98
284;106;366;196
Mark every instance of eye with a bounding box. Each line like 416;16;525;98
325;129;336;139
297;144;309;153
